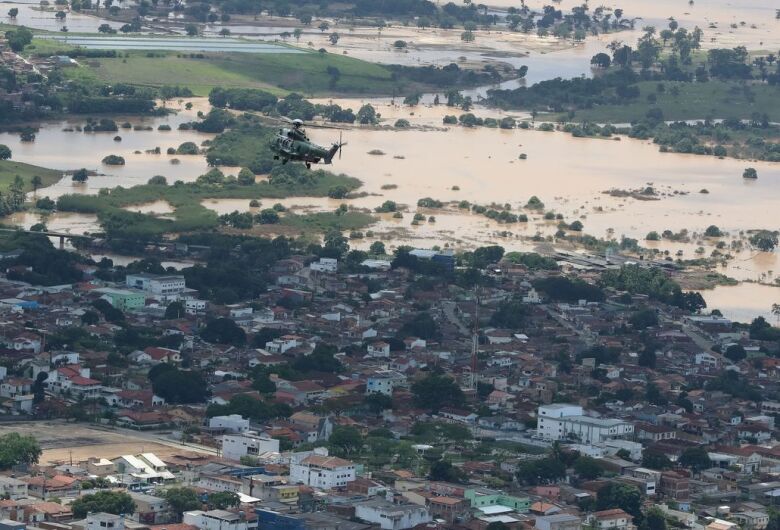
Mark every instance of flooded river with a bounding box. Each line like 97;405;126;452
2;1;124;32
0;101;214;198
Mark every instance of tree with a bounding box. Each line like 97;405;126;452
0;433;41;469
185;23;199;36
329;32;339;45
8;8;18;17
630;308;658;329
251;372;276;394
487;522;510;530
369;241;386;255
329;426;363;456
591;52;611;68
749;231;778;252
81;310;100;325
640;508;667;530
490;297;527;329
0;145;11;160
71;491;135;518
724;343;746;363
72;168;89;182
574;456;605;479
704;225;722;237
411;373;464;411
207;491;239;509
516;457;566;485
31;175;43;192
364;392;393;413
679;446;711;473
257;209;279;224
429;460;466;483
642;451;672;470
318;22;329;32
237;167;255;185
357;104;378;125
743;167;758;179
150;366;208;404
637;343;657;369
163;487;201;521
6;27;33;52
201;318;246;345
596;483;642;518
164;301;185;319
219;28;230;37
293;28;303;42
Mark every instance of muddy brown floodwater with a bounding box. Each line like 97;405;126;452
6;97;779;322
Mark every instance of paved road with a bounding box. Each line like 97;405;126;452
90;424;220;456
442;300;469;336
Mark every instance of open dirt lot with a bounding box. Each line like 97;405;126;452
0;421;212;465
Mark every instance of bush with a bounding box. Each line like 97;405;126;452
394;119;410;128
102;155;125;165
147;175;167;185
35;197;56;210
72;168;89;182
176;142;199;155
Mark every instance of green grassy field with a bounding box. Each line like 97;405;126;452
55;171;363;237
60;49;401;97
0;160;63;192
282;211;376;232
567;81;780;122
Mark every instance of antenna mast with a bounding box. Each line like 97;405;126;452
470;289;479;390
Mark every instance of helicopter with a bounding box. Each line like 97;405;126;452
270;119;346;169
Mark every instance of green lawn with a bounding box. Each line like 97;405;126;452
26;37;77;56
0;160;63;192
568;81;780;122
61;49;401;97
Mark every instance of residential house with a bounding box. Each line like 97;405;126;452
289;455;356;489
354;499;431;530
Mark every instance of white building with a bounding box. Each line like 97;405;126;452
221;432;280;462
289;454;356;489
111;453;175;483
209;415;251;433
354;499;431;530
0;476;28;499
366;374;395;396
537;404;633;444
186;299;207;314
183;510;249;530
265;335;300;354
84;513;126;530
126;273;187;302
367;341;391;358
310;258;337;273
